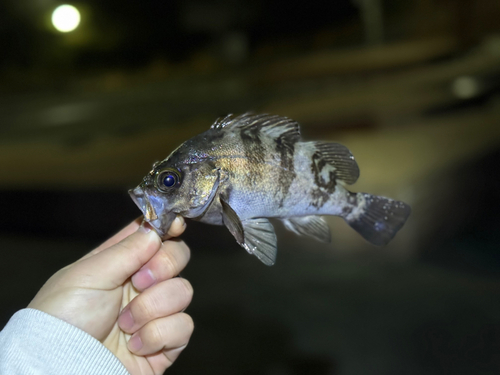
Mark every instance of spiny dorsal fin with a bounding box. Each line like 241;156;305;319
309;141;360;185
211;113;301;144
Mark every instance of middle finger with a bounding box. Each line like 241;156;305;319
131;239;191;291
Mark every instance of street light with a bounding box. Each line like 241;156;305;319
52;5;81;33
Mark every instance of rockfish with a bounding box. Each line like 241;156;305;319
130;113;411;265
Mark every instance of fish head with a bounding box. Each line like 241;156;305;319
129;158;220;237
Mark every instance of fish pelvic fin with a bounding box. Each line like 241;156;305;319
307;141;360;185
221;197;277;266
211;113;301;144
344;192;411;246
282;216;331;243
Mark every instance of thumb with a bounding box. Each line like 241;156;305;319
79;223;162;289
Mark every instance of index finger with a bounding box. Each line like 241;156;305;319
82;215;186;261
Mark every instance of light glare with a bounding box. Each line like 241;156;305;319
52;5;81;33
452;76;479;99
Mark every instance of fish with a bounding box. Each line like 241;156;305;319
129;113;411;266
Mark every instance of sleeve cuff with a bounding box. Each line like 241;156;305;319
0;308;129;375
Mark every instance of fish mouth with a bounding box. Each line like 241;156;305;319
129;186;176;238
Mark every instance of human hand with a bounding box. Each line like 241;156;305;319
28;217;194;375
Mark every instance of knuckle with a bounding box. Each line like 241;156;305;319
136;296;160;320
159;249;179;276
117;240;134;255
149;321;165;346
118;239;144;268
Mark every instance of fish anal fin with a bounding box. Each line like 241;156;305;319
310;141;360;185
211;113;301;144
220;198;278;266
282;216;331;243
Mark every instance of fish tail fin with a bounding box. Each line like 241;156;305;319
344;192;411;246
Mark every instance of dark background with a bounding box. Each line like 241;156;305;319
1;0;500;374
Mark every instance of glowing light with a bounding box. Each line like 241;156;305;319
52;5;81;33
452;76;480;99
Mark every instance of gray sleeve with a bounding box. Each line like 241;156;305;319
0;308;130;375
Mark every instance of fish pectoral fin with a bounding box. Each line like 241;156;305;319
220;198;277;266
220;197;245;244
282;216;331;243
240;218;277;266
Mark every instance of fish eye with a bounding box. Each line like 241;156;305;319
163;174;176;187
155;168;181;192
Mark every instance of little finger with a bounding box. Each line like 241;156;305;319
127;313;194;356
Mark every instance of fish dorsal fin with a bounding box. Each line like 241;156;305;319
309;141;360;185
220;197;277;266
211;113;301;144
282;216;331;243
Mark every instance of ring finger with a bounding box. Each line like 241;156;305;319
118;277;193;333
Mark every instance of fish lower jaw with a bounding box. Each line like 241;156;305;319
144;218;166;237
144;211;178;239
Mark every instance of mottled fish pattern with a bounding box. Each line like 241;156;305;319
130;113;411;265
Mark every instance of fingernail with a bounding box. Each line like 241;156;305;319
128;333;143;353
132;267;156;290
175;216;186;228
138;221;153;234
118;309;135;331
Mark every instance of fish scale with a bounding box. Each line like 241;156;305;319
130;113;411;266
